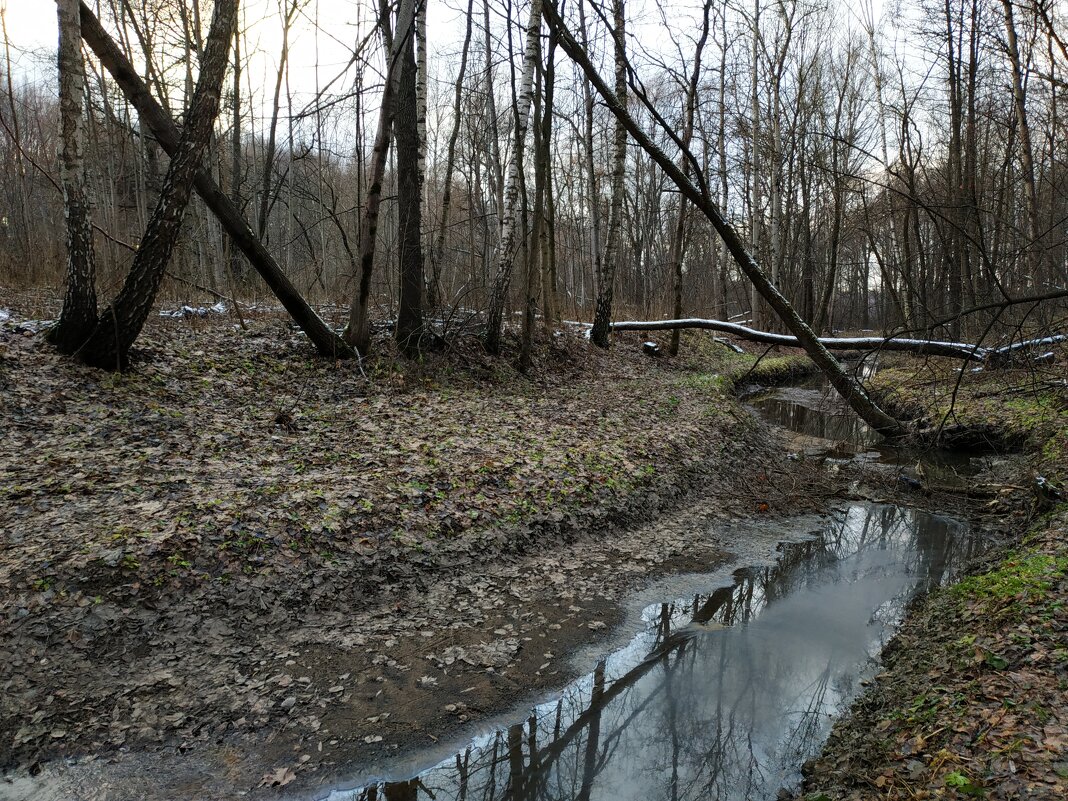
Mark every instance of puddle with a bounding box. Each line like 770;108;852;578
316;503;977;801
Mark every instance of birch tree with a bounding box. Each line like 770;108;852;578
74;0;239;369
47;0;98;354
484;0;543;355
590;0;628;348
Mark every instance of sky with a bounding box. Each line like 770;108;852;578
0;0;900;149
0;1;893;90
0;0;471;102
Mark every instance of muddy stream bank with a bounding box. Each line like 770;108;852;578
292;378;992;801
324;504;977;801
3;372;1000;801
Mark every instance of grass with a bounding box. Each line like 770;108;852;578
953;551;1068;623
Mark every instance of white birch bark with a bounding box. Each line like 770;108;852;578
416;0;428;225
484;0;544;355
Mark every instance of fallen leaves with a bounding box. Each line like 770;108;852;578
0;309;819;791
258;766;296;787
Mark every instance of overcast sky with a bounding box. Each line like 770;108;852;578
1;0;897;141
0;0;472;99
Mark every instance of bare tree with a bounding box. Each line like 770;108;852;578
47;0;98;354
484;0;543;355
590;0;628;348
429;0;476;308
74;0;239;369
344;0;418;354
667;0;712;357
543;0;906;436
394;8;424;355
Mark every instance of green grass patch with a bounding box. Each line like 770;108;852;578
953;552;1068;613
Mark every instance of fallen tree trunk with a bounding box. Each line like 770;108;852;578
611;318;1064;366
611;319;986;361
987;334;1067;367
79;3;353;360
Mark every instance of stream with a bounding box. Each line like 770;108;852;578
310;380;985;801
747;375;989;489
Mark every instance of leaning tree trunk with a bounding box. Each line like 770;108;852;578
483;0;543;355
78;3;351;359
343;0;417;354
74;0;238;370
394;30;424;356
589;0;627;349
543;0;906;437
47;0;98;354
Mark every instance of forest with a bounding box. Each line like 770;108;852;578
0;0;1067;799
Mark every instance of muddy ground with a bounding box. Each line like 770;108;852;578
1;304;847;800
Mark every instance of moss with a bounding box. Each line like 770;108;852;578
716;354;817;392
869;361;1068;456
953;552;1068;615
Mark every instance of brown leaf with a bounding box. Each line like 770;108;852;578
259;767;297;788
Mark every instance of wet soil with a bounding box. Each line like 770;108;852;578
0;309;841;801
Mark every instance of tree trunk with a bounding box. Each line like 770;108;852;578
47;0;98;354
257;0;297;242
577;1;602;321
520;38;547;373
667;2;710;357
395;30;424;356
415;0;427;229
543;0;906;437
749;0;763;329
611;318;989;361
484;0;543;355
74;0;238;369
78;2;352;360
538;25;558;334
429;0;475;308
343;0;418;354
230;20;244;279
589;0;627;348
1001;0;1041;280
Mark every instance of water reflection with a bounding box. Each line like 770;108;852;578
749;385;878;447
328;504;975;801
749;380;985;485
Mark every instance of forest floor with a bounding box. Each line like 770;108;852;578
0;298;842;800
2;295;1066;801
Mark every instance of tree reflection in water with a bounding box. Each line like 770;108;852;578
336;504;976;801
